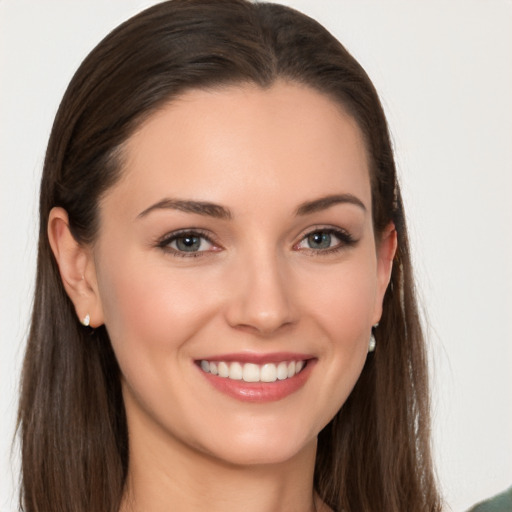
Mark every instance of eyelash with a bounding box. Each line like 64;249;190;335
156;227;357;258
294;227;357;256
156;229;220;258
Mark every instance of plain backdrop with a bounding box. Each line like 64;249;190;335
1;1;511;511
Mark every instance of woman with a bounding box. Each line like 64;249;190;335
17;1;441;511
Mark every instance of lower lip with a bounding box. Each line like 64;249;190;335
198;360;315;402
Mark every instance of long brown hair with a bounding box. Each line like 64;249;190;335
18;1;441;511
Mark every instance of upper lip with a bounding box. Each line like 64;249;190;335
196;352;314;364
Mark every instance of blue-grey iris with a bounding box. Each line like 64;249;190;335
176;235;201;252
307;232;331;249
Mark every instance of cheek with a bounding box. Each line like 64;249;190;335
95;252;221;365
299;256;378;340
297;251;378;411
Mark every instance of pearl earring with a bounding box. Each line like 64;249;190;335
368;323;378;353
81;314;90;327
368;332;376;352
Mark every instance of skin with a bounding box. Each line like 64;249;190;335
49;81;396;512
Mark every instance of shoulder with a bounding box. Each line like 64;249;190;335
467;486;512;512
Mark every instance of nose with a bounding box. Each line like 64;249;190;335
224;251;298;336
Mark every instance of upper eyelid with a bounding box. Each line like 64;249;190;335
296;224;353;239
158;228;216;243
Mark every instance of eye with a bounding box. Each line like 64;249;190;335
305;231;335;250
157;230;219;256
295;228;356;253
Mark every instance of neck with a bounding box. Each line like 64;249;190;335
120;413;323;512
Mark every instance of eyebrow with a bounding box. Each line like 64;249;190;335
295;194;367;215
137;193;366;220
137;198;232;220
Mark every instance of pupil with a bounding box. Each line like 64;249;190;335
176;236;200;251
308;232;331;249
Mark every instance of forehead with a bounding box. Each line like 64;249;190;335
105;81;371;216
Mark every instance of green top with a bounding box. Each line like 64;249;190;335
468;487;512;512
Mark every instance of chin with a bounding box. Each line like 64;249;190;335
189;417;319;468
205;438;315;468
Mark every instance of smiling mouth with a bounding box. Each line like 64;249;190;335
198;360;307;383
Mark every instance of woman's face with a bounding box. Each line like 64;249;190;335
91;82;395;467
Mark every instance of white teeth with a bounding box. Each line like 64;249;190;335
229;362;243;380
199;359;306;382
287;361;296;378
242;363;260;382
276;361;288;380
218;361;229;378
260;363;277;382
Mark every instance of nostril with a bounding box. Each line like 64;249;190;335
230;318;295;337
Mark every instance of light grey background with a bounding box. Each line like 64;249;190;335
1;1;511;510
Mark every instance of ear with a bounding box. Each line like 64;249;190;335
47;207;104;328
372;222;398;325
